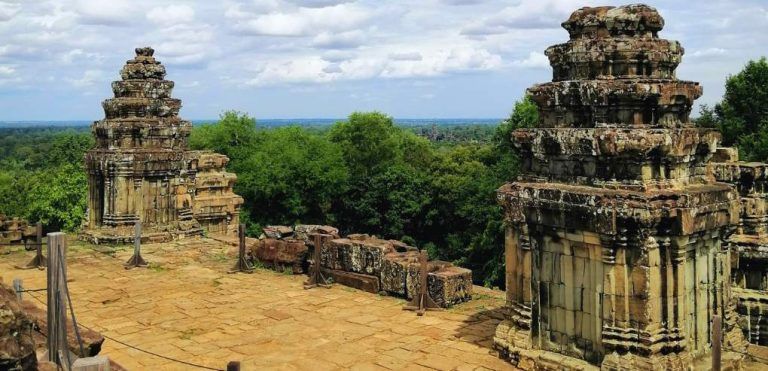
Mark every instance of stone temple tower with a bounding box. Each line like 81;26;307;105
494;4;746;369
82;47;243;243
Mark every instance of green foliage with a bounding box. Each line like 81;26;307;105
189;111;258;161
236;126;348;229
495;95;538;153
0;128;90;232
26;163;88;232
695;58;768;161
329;112;398;176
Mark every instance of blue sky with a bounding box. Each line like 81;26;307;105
0;0;765;120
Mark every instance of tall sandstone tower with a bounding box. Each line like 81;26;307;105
82;47;243;244
494;5;746;369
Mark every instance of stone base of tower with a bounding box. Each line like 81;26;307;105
495;319;748;370
79;220;204;245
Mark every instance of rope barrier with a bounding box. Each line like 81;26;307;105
26;291;225;371
16;288;47;293
56;247;85;358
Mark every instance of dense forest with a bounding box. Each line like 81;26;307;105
0;58;765;288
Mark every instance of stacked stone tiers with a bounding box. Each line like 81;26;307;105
493;4;747;369
514;127;719;189
529;80;701;128
547;38;683;81
82;47;243;243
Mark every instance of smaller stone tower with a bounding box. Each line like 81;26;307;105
82;47;242;244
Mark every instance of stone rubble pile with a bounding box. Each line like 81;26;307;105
0;215;35;245
250;225;472;307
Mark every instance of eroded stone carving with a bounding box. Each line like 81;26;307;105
81;47;242;244
494;5;746;369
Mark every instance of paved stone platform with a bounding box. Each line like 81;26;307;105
1;237;512;370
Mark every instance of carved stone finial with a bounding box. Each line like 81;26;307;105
135;47;154;57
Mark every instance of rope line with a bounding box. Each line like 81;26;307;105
26;291;225;371
56;247;85;358
17;288;47;293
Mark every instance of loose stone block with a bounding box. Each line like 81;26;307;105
320;268;380;294
427;266;473;307
254;238;308;273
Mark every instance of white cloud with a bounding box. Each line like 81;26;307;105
66;69;105;88
146;5;195;25
232;3;370;36
312;30;366;49
286;0;355;8
322;50;356;63
0;2;20;21
74;0;137;26
513;51;549;68
461;0;592;36
389;52;423;61
246;46;502;86
0;65;15;75
690;48;727;58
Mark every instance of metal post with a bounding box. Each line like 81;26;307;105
125;221;148;269
403;250;441;316
712;314;722;371
13;278;22;302
47;232;70;367
227;361;241;371
304;233;332;289
228;224;253;274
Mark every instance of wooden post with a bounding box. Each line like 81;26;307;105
229;224;253;273
304;233;332;289
712;314;722;371
226;361;241;371
403;250;441;316
12;278;22;302
125;221;148;269
22;222;47;269
47;232;70;367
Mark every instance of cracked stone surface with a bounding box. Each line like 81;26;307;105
1;238;509;370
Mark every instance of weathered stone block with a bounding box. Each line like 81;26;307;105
320;268;380;294
322;237;395;275
294;225;340;245
254;238;307;274
262;225;294;239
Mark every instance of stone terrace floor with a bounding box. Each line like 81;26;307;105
0;237;513;371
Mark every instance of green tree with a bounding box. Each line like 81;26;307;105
25;163;88;232
189;111;258;162
236;126;349;230
495;95;538;153
328;112;398;176
696;58;768;161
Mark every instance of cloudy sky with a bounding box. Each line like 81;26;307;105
0;0;765;121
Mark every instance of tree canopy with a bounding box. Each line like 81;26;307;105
696;57;768;161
